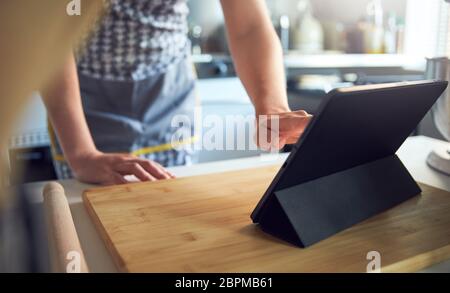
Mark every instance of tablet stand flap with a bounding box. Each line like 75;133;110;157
258;155;421;248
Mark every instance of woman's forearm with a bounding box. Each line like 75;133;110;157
41;55;175;185
41;54;99;169
221;0;290;115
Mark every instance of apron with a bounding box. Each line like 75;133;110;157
50;58;197;180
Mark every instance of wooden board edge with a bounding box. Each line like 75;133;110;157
83;165;282;195
82;191;130;273
382;244;450;273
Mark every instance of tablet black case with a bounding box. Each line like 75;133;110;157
251;80;448;248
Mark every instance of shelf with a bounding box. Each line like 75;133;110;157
192;53;427;71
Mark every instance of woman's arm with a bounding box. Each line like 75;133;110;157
220;0;312;149
41;55;173;185
43;55;98;167
220;0;289;114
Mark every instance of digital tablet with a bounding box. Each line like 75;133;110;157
251;80;448;223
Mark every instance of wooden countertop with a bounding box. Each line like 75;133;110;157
84;166;450;272
22;136;450;272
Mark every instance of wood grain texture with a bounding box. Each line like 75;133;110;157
83;165;450;273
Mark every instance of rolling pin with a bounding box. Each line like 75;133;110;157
43;182;89;273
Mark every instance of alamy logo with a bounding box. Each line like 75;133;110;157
66;251;81;273
366;251;381;273
66;0;81;16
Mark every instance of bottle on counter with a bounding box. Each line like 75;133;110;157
189;24;203;55
292;0;324;54
384;12;406;55
279;15;291;53
395;17;405;54
271;12;291;53
363;0;385;54
384;12;397;54
322;20;346;53
345;19;366;54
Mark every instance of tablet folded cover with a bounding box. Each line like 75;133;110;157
258;154;421;247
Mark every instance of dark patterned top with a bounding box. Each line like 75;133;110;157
77;0;190;81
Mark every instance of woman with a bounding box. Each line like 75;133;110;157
43;0;312;185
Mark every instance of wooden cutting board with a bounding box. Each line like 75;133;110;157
83;165;450;272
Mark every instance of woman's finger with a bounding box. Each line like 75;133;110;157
285;135;301;145
112;172;129;185
136;160;171;180
153;161;176;178
115;162;156;182
101;172;128;186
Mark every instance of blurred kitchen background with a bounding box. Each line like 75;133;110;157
7;0;450;184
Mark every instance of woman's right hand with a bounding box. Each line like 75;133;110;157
70;151;175;185
42;55;174;186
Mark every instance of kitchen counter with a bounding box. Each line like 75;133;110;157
192;53;426;70
283;53;425;70
23;136;450;273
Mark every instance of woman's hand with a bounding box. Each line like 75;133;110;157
70;151;175;185
256;110;313;151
